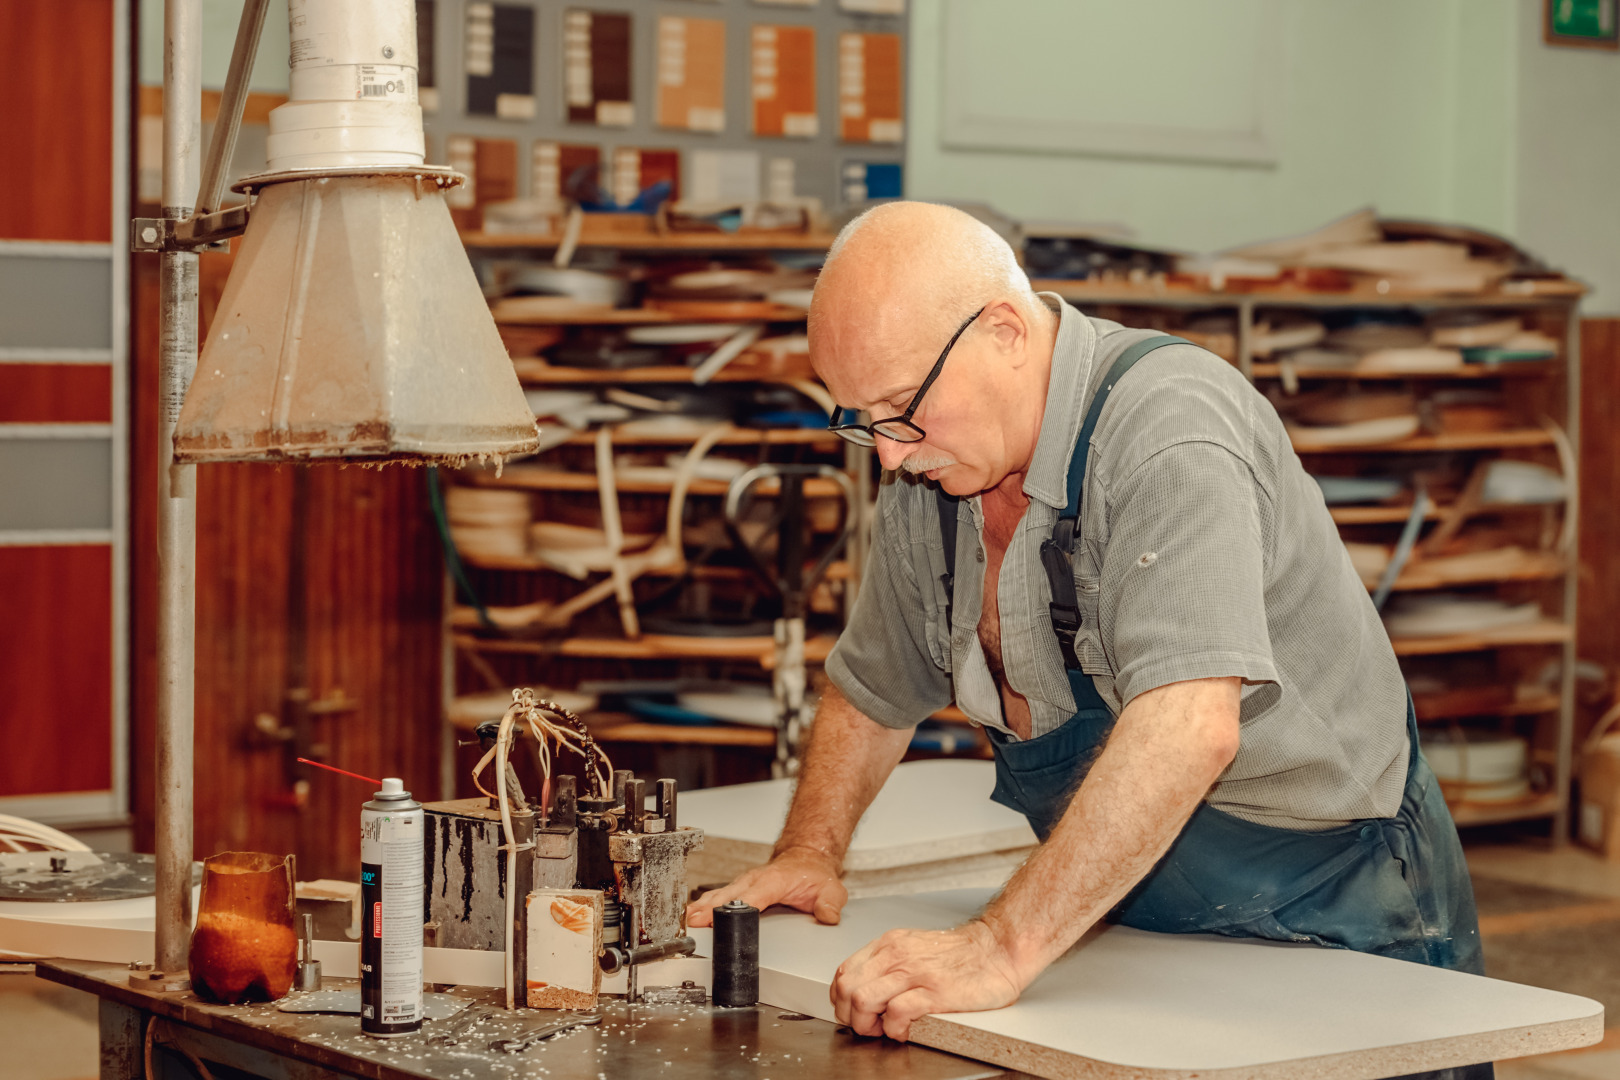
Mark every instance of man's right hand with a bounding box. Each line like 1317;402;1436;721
685;845;849;927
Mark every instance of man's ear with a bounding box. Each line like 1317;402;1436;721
983;299;1028;361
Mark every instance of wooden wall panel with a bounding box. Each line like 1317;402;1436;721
0;0;114;242
0;364;113;423
1579;319;1620;737
132;252;444;881
0;545;113;796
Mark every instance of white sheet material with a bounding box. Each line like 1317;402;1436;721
679;759;1038;871
750;890;1604;1078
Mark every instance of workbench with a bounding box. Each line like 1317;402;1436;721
36;960;1023;1080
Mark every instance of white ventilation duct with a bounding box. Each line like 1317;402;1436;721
174;0;539;464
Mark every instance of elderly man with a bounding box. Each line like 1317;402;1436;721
686;203;1485;1075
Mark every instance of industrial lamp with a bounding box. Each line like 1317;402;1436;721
136;0;536;985
164;0;538;461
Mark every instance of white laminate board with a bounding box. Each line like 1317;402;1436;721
681;760;1038;871
753;890;1604;1080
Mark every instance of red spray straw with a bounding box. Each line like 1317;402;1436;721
297;757;383;787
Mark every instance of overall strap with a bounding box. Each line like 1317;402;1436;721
1042;334;1189;669
938;491;960;630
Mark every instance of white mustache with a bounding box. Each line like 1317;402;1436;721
900;452;958;474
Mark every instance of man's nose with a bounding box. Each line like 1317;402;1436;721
875;437;910;472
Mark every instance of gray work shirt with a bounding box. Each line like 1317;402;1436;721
826;295;1410;830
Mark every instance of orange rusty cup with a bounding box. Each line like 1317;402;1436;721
187;852;298;1003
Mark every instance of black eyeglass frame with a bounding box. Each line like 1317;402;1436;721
828;305;987;446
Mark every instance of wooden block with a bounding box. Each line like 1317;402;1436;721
525;889;603;1009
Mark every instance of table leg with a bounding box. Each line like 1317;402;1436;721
98;999;145;1080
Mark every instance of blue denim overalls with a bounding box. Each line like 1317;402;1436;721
939;336;1490;1080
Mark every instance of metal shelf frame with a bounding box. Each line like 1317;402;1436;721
1057;287;1583;836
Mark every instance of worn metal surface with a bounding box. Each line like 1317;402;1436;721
532;826;579;891
43;960;1018;1080
423;801;518;951
173;175;540;464
277;989;469;1021
610;827;705;946
0;852;199;902
155;0;202;981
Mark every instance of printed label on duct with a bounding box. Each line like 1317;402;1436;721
357;65;418;103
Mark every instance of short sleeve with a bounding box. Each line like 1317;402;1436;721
824;489;953;730
1098;439;1279;706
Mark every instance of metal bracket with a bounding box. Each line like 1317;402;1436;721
131;204;249;254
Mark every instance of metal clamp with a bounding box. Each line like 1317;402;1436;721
131;205;250;254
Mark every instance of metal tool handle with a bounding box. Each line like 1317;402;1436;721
723;464;858;610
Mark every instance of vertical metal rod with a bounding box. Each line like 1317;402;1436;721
196;0;272;216
155;0;202;977
1555;300;1582;846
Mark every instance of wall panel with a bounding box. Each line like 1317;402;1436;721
0;0;115;242
0;545;113;796
1579;319;1620;736
0;365;114;424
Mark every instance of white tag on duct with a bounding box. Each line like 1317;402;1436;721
358;65;418;103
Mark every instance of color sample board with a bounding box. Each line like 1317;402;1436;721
751;24;818;138
533;140;602;201
752;890;1606;1079
838;32;903;143
417;0;906;210
564;9;633;127
657;16;726;133
465;2;535;120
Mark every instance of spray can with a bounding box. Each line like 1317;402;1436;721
360;778;424;1036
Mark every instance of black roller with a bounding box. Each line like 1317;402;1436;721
711;900;759;1007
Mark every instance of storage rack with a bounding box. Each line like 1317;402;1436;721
438;225;882;794
1038;280;1582;836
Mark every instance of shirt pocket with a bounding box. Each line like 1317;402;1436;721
1073;573;1112;677
918;544;954;673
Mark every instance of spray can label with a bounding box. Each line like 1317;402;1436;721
360;802;424;1034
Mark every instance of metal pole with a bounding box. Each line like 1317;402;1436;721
154;0;201;979
196;0;271;216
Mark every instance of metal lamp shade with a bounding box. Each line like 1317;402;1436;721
176;174;539;463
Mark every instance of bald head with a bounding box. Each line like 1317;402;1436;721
808;202;1059;498
809;202;1040;359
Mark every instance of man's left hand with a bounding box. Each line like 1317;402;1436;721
830;921;1026;1041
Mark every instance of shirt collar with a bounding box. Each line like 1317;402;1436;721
1023;293;1097;510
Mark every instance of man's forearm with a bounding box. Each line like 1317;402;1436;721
978;678;1240;981
773;684;913;865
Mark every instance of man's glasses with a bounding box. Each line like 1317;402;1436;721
829;306;985;446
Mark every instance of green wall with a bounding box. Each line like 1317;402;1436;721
138;0;291;94
905;0;1519;251
1515;0;1620;313
141;0;1614;311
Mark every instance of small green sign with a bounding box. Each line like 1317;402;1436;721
1550;0;1616;40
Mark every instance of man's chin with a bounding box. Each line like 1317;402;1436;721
932;469;976;496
